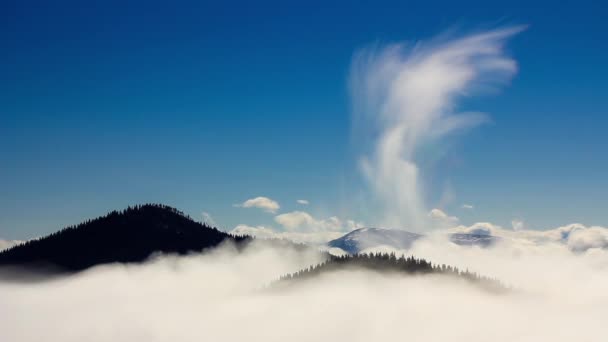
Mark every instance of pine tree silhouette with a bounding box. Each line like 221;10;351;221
275;252;506;292
0;204;249;271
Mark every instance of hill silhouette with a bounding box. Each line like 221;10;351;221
0;204;247;271
276;252;506;293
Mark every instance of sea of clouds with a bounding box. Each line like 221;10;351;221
1;236;607;342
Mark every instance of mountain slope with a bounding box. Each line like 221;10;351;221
328;228;423;254
0;204;246;271
328;227;499;254
276;253;506;293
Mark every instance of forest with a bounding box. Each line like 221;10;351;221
276;252;506;292
0;204;248;271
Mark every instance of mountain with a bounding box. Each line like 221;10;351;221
328;227;499;254
328;228;423;254
275;252;505;293
0;204;247;272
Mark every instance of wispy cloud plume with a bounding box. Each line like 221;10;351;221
350;27;523;231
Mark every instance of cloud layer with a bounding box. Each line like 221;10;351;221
2;237;608;341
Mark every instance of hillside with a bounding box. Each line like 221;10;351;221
0;204;247;271
277;252;506;292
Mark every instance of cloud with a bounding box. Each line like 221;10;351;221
201;212;216;226
511;219;524;231
448;222;608;253
0;239;22;251
230;225;344;244
296;199;309;205
428;208;459;227
449;222;500;236
350;27;522;231
235;196;280;213
274;211;363;232
2;230;608;341
461;204;474;209
567;227;608;252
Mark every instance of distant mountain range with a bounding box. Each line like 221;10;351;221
0;204;247;271
0;205;498;275
328;227;499;254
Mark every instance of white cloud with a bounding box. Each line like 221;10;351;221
461;204;474;210
296;199;309;205
448;222;608;253
567;227;608;252
235;196;280;213
274;211;363;232
230;225;344;244
351;27;522;231
275;211;317;230
428;208;459;227
201;212;216;226
449;222;501;236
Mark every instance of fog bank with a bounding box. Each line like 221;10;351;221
1;238;606;341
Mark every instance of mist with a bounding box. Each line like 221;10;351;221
350;27;523;231
1;237;606;342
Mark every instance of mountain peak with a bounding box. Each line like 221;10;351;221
328;227;499;254
0;204;245;272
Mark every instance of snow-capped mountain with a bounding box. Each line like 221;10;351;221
328;227;499;254
328;228;422;254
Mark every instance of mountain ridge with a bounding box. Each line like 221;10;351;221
0;204;248;272
328;227;499;254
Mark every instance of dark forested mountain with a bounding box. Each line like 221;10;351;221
277;252;506;292
0;204;247;272
328;227;499;254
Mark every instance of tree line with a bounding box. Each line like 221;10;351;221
277;252;506;292
0;204;249;271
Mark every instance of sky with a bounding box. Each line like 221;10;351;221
1;0;607;240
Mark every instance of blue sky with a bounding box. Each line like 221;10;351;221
1;0;607;239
